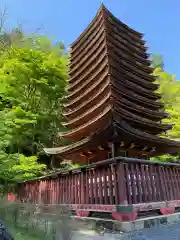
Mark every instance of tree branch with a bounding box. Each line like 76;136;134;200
0;6;8;33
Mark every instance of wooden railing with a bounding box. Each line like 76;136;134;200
16;157;180;221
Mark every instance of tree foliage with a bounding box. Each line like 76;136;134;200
0;33;68;182
153;67;180;139
151;55;180;162
151;54;164;70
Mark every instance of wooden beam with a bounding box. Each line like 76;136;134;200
111;142;115;158
120;141;124;147
87;151;93;154
142;146;148;151
80;153;86;157
98;146;104;150
150;147;156;152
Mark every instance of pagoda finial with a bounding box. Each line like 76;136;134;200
99;2;108;18
99;2;106;10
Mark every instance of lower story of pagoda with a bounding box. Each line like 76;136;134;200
44;119;180;164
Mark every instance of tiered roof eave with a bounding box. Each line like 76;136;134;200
44;4;180;160
69;4;145;51
44;120;180;160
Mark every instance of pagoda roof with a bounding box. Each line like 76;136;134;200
44;120;180;160
70;4;145;49
44;4;180;160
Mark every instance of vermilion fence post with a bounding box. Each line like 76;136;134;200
108;166;113;204
77;173;81;205
163;167;170;200
68;174;72;203
111;164;118;205
80;171;85;204
65;175;67;203
103;168;108;204
98;168;103;204
85;170;89;204
117;162;127;205
93;169;98;204
145;165;151;202
135;163;142;203
174;168;180;199
72;174;75;204
170;167;176;199
140;164;147;202
47;180;50;203
177;168;180;196
59;177;62;204
158;166;166;201
130;163;137;204
89;169;93;204
149;165;156;201
166;167;173;200
74;174;78;204
124;163;131;204
112;161;138;222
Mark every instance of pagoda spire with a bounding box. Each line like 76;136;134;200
44;4;180;163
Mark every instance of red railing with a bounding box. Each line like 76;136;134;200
17;157;180;220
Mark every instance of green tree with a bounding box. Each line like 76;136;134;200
0;35;68;181
153;67;180;139
151;54;164;70
151;63;180;162
0;107;46;182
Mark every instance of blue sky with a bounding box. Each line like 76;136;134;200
1;0;180;78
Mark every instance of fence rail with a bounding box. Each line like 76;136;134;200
16;157;180;221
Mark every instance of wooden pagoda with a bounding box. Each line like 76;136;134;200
44;4;180;164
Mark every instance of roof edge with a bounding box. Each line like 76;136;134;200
70;3;143;48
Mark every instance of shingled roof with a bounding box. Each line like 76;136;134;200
44;4;180;162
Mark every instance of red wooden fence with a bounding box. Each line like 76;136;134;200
16;157;180;221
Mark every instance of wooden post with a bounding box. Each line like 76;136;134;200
112;162;137;222
117;162;127;204
76;170;90;217
80;171;85;204
111;142;115;158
